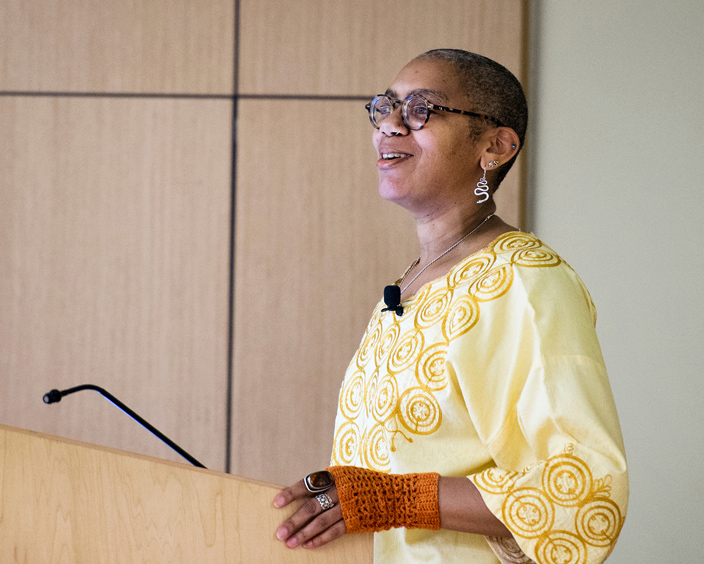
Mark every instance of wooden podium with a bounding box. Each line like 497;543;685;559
0;425;373;563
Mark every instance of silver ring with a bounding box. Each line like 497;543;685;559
316;493;335;511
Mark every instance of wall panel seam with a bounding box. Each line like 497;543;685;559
0;91;234;100
0;92;373;102
225;0;241;475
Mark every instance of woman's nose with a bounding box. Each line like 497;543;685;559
378;106;408;136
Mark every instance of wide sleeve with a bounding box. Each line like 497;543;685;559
452;259;628;564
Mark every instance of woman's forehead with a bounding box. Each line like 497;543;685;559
387;58;465;103
383;87;449;104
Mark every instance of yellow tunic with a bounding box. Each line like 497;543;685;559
331;232;628;564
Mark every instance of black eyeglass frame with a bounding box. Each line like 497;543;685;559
365;94;504;130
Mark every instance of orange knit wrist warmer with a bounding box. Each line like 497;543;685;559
327;465;440;534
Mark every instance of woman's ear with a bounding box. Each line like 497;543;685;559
480;127;520;169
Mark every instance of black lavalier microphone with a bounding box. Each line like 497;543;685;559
381;285;404;316
43;384;206;468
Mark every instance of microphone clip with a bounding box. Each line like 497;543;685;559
382;285;404;316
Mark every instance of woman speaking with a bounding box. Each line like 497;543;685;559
274;49;628;564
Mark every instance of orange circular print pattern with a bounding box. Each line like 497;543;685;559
474;444;625;563
332;233;563;472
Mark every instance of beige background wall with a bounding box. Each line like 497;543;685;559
0;0;527;486
0;0;236;470
528;1;704;562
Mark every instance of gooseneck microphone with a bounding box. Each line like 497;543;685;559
381;284;404;316
43;384;206;468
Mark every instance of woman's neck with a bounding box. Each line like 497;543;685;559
399;201;516;298
414;202;498;262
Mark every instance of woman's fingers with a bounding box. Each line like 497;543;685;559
273;479;308;508
276;488;339;539
282;504;345;548
275;486;342;549
303;518;347;549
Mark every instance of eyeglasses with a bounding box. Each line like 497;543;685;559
365;94;503;131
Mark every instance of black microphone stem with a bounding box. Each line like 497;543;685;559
43;384;206;469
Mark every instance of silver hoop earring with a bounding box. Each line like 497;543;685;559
475;167;490;204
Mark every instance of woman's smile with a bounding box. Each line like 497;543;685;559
377;149;414;168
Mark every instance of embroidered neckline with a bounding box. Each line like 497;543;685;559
395;230;530;304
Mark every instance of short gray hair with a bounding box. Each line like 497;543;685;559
416;49;528;189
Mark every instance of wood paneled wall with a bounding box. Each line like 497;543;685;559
0;1;235;470
0;0;527;484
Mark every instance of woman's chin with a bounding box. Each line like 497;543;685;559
378;180;412;205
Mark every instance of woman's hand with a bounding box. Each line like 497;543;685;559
273;478;347;549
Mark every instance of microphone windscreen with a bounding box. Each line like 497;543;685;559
383;285;401;307
43;389;62;404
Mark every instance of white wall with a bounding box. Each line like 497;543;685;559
528;1;704;562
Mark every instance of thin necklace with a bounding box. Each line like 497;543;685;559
399;214;494;295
